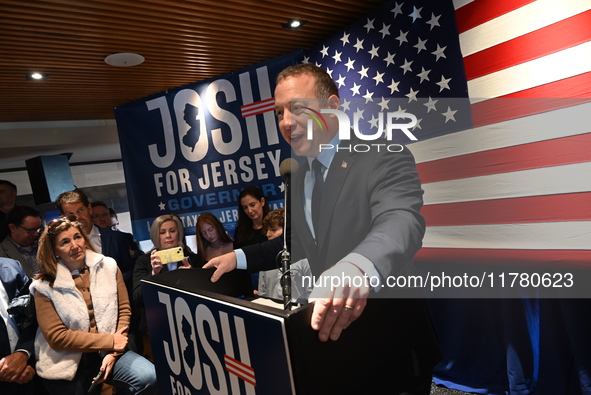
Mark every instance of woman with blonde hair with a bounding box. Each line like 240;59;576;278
31;217;156;394
132;214;199;336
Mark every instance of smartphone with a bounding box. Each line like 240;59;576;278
156;247;184;264
88;369;104;393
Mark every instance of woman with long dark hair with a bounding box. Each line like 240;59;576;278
233;186;270;249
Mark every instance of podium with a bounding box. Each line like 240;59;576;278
141;268;403;395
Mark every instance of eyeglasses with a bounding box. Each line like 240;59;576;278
18;225;44;235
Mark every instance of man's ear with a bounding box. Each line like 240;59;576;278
8;223;17;233
327;95;340;110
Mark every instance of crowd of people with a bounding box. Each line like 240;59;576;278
1;64;443;395
0;183;162;394
0;179;296;394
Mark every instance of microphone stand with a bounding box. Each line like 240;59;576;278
281;173;292;310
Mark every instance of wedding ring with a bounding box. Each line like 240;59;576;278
344;305;354;311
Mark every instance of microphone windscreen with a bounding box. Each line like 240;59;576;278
279;158;299;180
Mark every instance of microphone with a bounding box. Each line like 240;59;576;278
279;159;298;310
280;158;299;180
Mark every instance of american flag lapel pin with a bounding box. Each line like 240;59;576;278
341;161;348;168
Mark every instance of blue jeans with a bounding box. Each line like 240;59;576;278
43;350;157;395
107;350;157;394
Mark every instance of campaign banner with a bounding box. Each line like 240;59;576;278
115;52;300;242
141;279;295;395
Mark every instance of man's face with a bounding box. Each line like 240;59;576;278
91;205;111;229
274;73;337;157
0;184;16;208
9;215;42;247
61;201;93;234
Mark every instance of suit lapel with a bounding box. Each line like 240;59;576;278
292;161;318;264
98;227;109;255
316;149;356;253
291;151;356;271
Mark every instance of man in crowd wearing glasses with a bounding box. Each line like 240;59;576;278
0;207;43;278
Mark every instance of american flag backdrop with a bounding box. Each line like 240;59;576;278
304;0;591;268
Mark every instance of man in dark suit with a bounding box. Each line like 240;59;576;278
0;258;36;394
91;201;143;263
55;190;134;290
205;64;440;394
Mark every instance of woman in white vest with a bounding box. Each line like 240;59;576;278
30;217;157;394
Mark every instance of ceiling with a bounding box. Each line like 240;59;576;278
0;0;385;171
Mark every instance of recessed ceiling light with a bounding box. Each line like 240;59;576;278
282;19;307;29
26;72;49;80
104;52;145;67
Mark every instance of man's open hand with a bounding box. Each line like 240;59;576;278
308;262;370;342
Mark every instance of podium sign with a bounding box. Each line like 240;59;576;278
141;271;297;395
142;268;441;394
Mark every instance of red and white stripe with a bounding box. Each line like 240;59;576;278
413;0;591;266
224;354;256;387
241;98;275;118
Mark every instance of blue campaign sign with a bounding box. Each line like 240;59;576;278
114;52;301;241
141;280;295;395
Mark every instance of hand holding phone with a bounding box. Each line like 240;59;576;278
88;369;104;393
156;247;184;264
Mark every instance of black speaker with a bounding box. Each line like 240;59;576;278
25;155;75;205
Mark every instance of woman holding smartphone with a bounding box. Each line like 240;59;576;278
132;214;200;337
